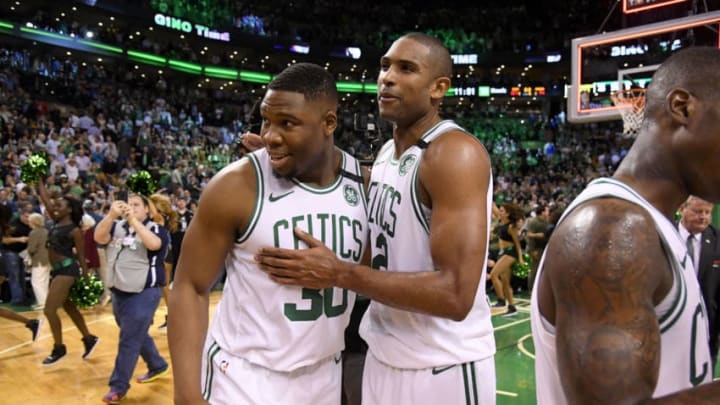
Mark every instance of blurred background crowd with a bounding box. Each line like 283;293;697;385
0;0;714;305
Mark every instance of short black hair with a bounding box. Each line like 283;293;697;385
268;63;338;105
399;32;452;78
645;47;720;118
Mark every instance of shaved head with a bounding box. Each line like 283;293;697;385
645;47;720;118
399;32;453;79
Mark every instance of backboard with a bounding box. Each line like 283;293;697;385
623;0;688;14
568;10;720;123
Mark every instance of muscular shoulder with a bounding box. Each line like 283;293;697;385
420;130;490;182
424;129;487;162
417;129;490;207
195;157;257;231
544;198;668;304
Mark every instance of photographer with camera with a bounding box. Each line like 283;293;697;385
94;193;170;403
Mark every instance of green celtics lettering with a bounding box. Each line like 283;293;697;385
273;214;364;262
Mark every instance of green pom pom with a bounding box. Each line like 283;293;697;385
69;274;105;309
20;154;50;185
126;170;157;197
512;253;533;279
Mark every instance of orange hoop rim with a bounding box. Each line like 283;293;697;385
610;88;646;109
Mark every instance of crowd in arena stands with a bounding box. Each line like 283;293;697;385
0;43;629;304
15;0;617;76
189;0;613;54
0;45;627;202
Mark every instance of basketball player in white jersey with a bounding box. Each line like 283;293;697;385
256;33;496;405
168;63;369;405
531;47;720;404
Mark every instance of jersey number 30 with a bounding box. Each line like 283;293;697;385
284;288;348;321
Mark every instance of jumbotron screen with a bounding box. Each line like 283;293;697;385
622;0;688;14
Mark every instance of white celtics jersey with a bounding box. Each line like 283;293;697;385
531;178;712;404
209;148;368;372
359;120;496;369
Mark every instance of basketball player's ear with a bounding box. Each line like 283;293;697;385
323;108;338;137
667;88;692;125
430;76;451;101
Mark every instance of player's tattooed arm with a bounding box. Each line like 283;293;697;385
545;197;720;403
544;200;666;404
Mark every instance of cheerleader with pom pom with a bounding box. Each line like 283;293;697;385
489;203;525;317
35;165;100;365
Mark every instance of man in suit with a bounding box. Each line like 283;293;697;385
679;195;720;375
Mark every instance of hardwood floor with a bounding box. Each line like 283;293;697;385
0;292;222;404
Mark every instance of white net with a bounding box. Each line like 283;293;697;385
611;89;646;137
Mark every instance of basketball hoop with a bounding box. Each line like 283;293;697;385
611;89;646;137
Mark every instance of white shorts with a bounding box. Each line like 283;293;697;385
361;351;496;405
201;339;343;405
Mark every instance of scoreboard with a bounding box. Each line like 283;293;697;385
622;0;688;14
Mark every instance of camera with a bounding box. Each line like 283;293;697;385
352;113;385;163
353;113;376;133
116;190;128;201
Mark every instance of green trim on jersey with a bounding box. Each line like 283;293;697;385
660;264;688;333
202;341;221;401
353;158;369;214
236;153;264;244
470;363;478;404
421;120;451;141
290;151;346;194
407;121;462;234
461;362;479;405
585;179;690;333
410;158;430;234
388;121;448;166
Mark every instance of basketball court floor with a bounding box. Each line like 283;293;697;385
0;293;542;405
2;290;719;404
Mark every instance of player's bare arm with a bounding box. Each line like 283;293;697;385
36;179;54;211
169;159;257;405
256;131;490;321
542;199;720;404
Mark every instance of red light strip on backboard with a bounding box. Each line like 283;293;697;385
623;0;688;15
576;17;720;114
